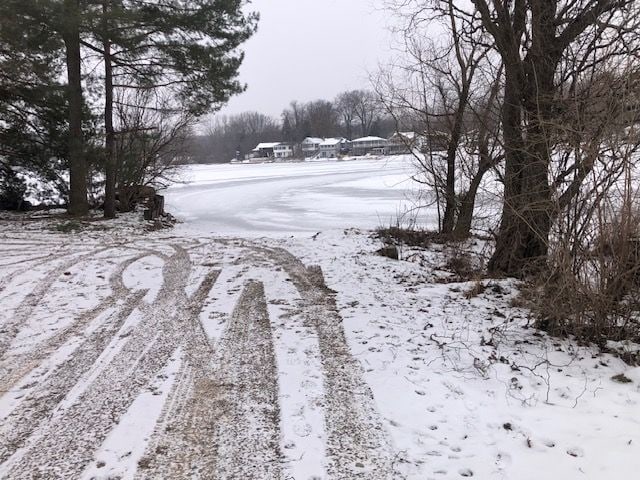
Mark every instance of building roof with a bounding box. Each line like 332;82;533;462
302;137;324;144
252;142;281;151
319;137;347;146
390;132;427;144
351;136;387;143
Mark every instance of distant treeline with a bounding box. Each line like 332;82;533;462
187;90;402;164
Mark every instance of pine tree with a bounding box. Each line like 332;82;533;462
0;0;71;202
2;0;257;215
90;0;258;217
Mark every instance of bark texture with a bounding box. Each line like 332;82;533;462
62;0;88;217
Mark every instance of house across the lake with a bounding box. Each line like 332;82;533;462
423;131;450;152
301;137;324;157
246;134;419;162
350;136;389;156
251;142;280;159
388;131;426;154
273;143;294;159
318;137;350;158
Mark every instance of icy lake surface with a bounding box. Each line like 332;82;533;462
164;156;421;234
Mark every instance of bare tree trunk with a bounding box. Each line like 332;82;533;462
441;146;457;234
454;66;503;239
453;181;480;238
103;1;116;218
63;0;88;216
453;151;494;238
489;26;557;275
442;90;469;234
488;66;532;274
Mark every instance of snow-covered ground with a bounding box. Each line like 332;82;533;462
0;156;638;479
282;230;640;479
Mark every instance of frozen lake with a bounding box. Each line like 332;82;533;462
165;156;429;235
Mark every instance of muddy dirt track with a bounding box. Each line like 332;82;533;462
0;235;394;479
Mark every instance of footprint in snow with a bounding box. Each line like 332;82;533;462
495;451;512;468
567;446;585;457
459;468;474;477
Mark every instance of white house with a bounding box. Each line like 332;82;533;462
273;143;294;159
301;137;324;157
251;142;280;159
350;136;389;156
318;137;349;158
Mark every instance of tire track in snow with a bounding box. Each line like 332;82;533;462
138;280;283;480
0;251;150;397
0;246;212;478
207;280;283;479
0;246;114;358
257;246;395;479
0;288;147;466
135;271;220;479
259;267;328;479
0;246;89;296
1;236;394;479
0;252;67;266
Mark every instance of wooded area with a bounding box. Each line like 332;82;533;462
378;0;640;344
0;0;257;216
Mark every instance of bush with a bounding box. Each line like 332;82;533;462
527;210;640;351
0;166;28;211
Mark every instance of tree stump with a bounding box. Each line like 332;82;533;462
143;194;165;220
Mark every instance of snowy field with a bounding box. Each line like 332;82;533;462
0;156;638;479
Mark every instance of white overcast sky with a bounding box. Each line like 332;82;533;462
217;0;394;118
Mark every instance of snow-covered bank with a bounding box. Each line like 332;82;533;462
280;229;640;479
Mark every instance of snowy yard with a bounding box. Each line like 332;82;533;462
0;156;639;479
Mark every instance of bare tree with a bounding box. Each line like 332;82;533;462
114;91;193;211
453;68;504;238
306;100;339;138
203;111;281;162
377;0;502;237
529;64;640;344
335;90;382;138
351;90;382;137
281;101;309;142
335;91;360;139
465;0;640;275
